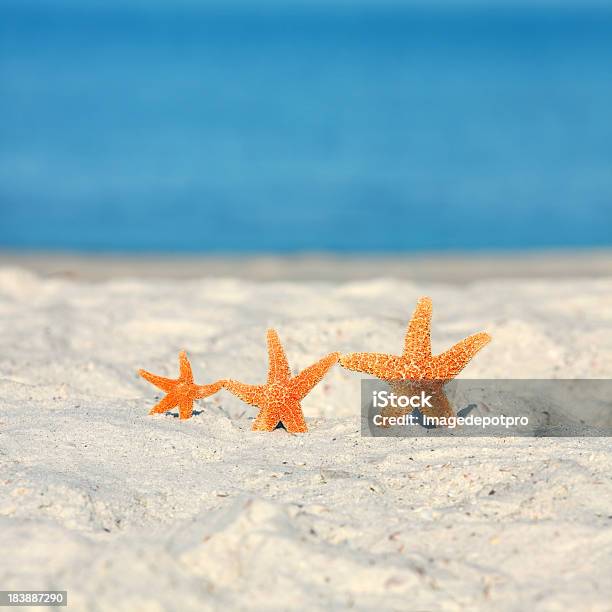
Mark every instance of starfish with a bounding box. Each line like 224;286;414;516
139;351;223;419
223;329;339;433
340;297;491;421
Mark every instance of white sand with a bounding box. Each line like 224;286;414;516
2;249;612;282
0;267;611;611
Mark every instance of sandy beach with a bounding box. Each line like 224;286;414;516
2;249;612;283
0;265;611;610
4;0;612;608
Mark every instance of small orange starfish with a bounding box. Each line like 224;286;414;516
340;297;491;420
224;329;339;433
139;351;223;419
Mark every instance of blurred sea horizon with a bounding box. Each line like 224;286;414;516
1;1;611;253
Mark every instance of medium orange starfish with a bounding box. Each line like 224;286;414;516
139;351;223;419
340;297;491;420
223;329;339;433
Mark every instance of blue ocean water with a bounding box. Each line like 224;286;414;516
1;3;611;252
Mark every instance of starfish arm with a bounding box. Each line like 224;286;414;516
252;408;278;432
178;396;195;420
149;392;179;415
224;380;264;406
404;296;432;361
178;350;194;383
428;332;491;379
279;401;308;433
266;329;291;383
339;352;403;381
139;369;177;392
290;352;339;400
193;380;225;399
252;402;307;433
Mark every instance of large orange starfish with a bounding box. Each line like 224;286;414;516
223;329;339;433
340;297;491;420
139;351;223;419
